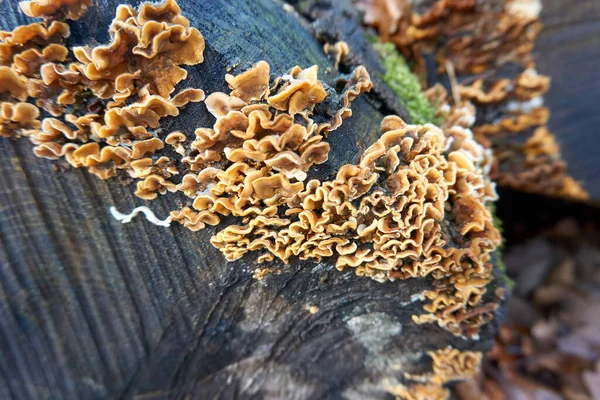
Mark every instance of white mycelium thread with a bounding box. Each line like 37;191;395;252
110;206;172;227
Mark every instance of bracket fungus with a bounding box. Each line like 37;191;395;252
323;41;349;70
356;0;541;78
19;0;93;20
458;69;588;200
389;346;483;400
0;66;29;101
0;101;40;137
0;0;205;180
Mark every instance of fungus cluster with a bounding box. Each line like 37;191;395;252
458;69;588;200
323;41;349;70
169;61;374;233
1;0;205;182
164;59;500;338
356;0;541;79
0;0;503;342
390;383;449;400
387;346;483;400
19;0;93;20
357;0;587;200
428;346;482;384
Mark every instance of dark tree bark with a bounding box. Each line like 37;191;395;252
0;1;509;399
533;0;600;201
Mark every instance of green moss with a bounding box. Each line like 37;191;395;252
488;203;514;289
488;203;503;237
372;41;438;125
363;31;379;44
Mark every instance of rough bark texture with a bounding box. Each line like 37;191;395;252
0;0;509;399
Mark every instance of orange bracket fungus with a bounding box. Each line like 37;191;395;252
323;41;349;70
19;0;93;20
1;0;205;180
356;0;542;79
459;69;588;200
388;346;483;400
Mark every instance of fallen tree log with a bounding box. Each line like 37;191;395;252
0;0;507;399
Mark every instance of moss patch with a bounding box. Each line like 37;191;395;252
372;42;438;125
488;203;513;289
